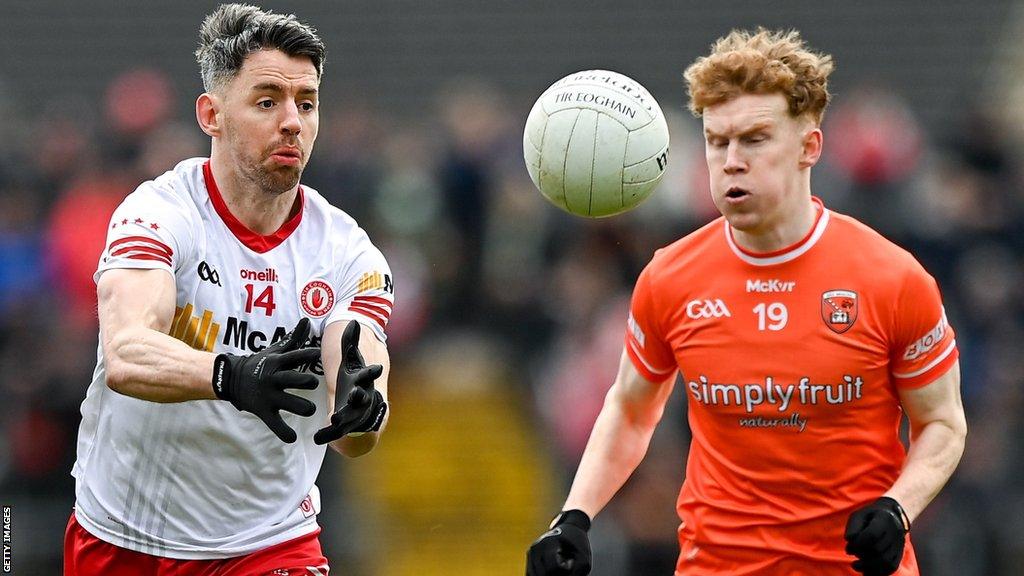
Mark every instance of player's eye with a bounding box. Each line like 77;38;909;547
299;101;316;112
257;99;274;109
744;134;767;144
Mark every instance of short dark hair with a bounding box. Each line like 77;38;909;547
195;3;326;92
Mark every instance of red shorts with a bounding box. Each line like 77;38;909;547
63;513;330;576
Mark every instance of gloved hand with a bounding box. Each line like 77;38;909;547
212;317;321;443
844;496;910;575
526;509;592;576
313;320;387;444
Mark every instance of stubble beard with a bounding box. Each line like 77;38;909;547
243;149;302;196
225;128;304;196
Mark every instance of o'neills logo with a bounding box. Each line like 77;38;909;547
301;280;334;317
240;267;279;283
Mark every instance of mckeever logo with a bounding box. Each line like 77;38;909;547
746;279;796;293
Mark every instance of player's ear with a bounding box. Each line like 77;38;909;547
196;92;222;137
798;123;823;169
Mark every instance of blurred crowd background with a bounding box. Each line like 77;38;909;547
3;1;1024;574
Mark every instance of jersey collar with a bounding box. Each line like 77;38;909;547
724;196;829;267
203;160;304;254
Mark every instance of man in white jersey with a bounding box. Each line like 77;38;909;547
63;5;394;574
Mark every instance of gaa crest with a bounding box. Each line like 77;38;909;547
821;290;858;333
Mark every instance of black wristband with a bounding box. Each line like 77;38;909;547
212;353;233;400
551;509;591;531
879;496;911;532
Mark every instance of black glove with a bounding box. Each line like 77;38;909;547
212;317;321;443
526;509;592;576
313;321;387;445
844;496;910;576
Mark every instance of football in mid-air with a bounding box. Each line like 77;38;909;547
523;69;670;218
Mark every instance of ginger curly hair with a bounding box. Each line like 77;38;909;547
684;28;834;124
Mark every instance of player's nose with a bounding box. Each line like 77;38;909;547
723;141;747;173
280;101;301;135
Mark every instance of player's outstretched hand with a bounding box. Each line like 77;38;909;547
844;497;910;576
313;320;386;445
212;317;321;443
526;510;592;576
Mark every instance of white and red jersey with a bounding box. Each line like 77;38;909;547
73;157;394;559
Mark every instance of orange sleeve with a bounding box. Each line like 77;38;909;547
889;262;958;389
625;264;677;382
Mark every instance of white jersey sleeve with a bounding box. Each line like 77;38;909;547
323;226;394;343
95;174;197;281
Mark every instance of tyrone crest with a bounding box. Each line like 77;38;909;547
301;280;335;318
821;290;858;333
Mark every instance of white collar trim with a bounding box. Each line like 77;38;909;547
724;208;830;267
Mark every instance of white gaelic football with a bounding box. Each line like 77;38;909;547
524;70;669;218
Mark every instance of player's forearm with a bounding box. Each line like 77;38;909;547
331;429;381;457
104;326;217;402
329;389;389;456
563;399;659;519
885;417;966;522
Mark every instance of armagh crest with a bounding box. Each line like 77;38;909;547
821;290;858;333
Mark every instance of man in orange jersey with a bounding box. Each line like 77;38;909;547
526;28;966;576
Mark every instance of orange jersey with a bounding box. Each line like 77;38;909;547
625;198;957;575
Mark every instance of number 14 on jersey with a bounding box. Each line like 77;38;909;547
244;283;277;316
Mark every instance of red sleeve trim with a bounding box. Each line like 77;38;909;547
122;253;173;267
348;304;388;329
109;235;174;257
110;245;173;264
